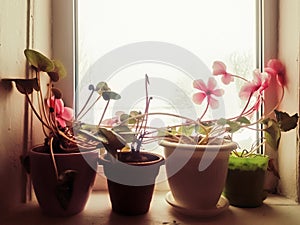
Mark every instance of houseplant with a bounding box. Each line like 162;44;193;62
219;59;299;207
85;75;165;215
2;49;121;216
158;59;298;214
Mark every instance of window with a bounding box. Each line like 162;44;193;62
76;0;258;151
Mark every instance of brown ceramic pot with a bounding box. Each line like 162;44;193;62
99;152;164;215
29;145;98;216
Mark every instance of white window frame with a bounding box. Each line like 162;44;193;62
52;0;300;200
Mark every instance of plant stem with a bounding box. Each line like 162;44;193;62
50;137;59;180
98;99;110;127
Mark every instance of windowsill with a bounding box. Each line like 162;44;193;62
3;191;300;225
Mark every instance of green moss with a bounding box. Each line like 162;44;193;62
228;153;269;171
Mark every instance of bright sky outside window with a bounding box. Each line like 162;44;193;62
76;0;257;150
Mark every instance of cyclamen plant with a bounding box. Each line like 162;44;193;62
4;49;122;154
93;59;298;159
184;58;298;154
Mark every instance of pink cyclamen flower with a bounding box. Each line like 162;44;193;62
48;97;73;127
212;61;234;85
264;59;285;86
193;77;224;109
239;70;271;100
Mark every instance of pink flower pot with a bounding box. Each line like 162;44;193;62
29;145;98;216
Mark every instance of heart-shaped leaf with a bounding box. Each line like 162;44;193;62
98;127;127;155
24;49;54;72
274;110;299;132
263;118;281;149
47;59;67;82
96;82;110;93
3;78;40;94
55;170;77;210
51;87;63;99
236;116;251;124
102;91;121;101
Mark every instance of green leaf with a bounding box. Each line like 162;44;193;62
217;118;227;126
236;116;251;124
226;121;241;133
178;125;195;136
112;125;135;143
96;82;110;93
55;170;77;210
47;59;67;82
24;49;54;72
263;118;281;149
98;127;126;155
274;110;299;132
102;91;121;101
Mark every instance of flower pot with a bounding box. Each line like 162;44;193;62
99;152;164;215
224;154;269;207
29;145;98;216
160;140;237;210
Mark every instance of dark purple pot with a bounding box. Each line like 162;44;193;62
99;152;164;215
29;145;98;216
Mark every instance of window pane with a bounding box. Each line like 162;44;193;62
77;0;257;149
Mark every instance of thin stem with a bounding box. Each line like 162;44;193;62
25;93;50;129
76;88;95;120
98;99;110;127
49;137;59;180
198;100;209;121
77;95;102;121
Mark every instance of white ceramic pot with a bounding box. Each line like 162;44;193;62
160;140;237;209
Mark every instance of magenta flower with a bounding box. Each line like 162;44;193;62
264;59;285;86
193;77;224;109
239;70;271;100
48;97;73;127
212;61;234;85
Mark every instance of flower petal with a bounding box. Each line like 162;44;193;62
193;79;207;91
239;83;255;100
193;92;206;105
60;107;74;121
207;77;217;90
212;61;226;75
221;73;234;85
56;117;67;128
212;88;224;97
208;96;219;109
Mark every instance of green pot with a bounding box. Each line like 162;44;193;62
223;154;269;208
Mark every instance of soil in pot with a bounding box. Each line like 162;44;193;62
223;154;269;208
99;151;164;215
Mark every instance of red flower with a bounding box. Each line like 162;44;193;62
193;77;224;109
239;70;271;100
212;61;234;85
48;97;73;127
264;59;286;86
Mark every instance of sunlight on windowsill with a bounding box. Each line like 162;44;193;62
3;191;300;225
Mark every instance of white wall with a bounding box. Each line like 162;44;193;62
0;0;52;214
277;0;300;201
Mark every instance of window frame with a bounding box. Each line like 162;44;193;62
52;0;299;198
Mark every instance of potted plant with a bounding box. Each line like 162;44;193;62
2;49;121;216
84;75;165;215
210;59;299;208
158;59;298;215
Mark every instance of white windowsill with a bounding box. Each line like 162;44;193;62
3;191;300;225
